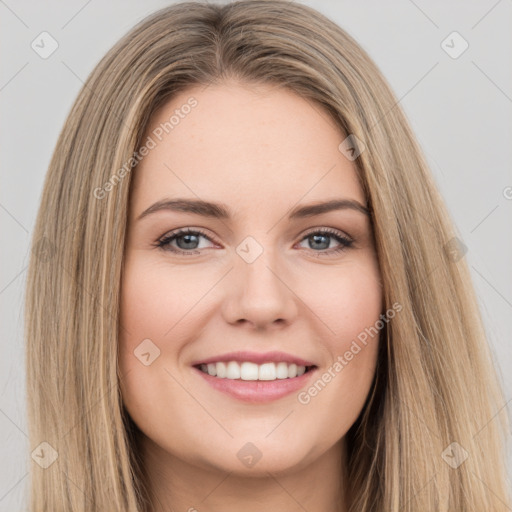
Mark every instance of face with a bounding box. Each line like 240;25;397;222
118;81;383;477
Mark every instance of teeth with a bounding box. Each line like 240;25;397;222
226;361;241;379
198;361;310;380
258;362;275;381
276;362;289;379
216;362;227;378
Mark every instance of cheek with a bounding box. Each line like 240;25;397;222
118;256;203;345
117;257;176;399
117;254;216;411
309;256;383;343
295;256;382;427
117;257;186;437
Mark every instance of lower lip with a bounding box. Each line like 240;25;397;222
193;366;318;403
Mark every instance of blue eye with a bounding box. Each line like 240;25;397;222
156;228;214;253
155;227;353;255
297;228;354;254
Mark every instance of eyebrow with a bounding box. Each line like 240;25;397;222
136;197;370;222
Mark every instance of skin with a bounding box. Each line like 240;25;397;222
118;81;383;512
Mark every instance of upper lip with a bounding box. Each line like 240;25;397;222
191;350;316;367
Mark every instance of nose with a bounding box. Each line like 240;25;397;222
222;249;298;330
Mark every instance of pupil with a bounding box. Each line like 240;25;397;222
178;234;198;250
310;234;329;250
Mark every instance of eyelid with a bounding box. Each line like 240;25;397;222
300;225;352;240
294;227;354;254
156;227;218;249
155;226;354;255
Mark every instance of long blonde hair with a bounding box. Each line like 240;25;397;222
24;1;510;510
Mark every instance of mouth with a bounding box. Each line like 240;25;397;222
192;362;319;403
190;350;319;402
193;361;318;381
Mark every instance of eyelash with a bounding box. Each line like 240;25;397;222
155;227;354;256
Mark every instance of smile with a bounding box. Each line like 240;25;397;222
193;363;319;403
196;361;316;381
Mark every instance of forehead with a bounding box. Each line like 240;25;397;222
129;82;365;220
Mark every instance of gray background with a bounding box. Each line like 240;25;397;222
1;0;511;509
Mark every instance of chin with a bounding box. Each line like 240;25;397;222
194;440;316;477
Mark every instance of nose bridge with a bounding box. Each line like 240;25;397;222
223;233;297;327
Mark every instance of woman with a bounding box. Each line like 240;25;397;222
25;1;510;510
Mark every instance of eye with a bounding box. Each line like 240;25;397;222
296;228;354;255
155;228;216;254
155;227;354;256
